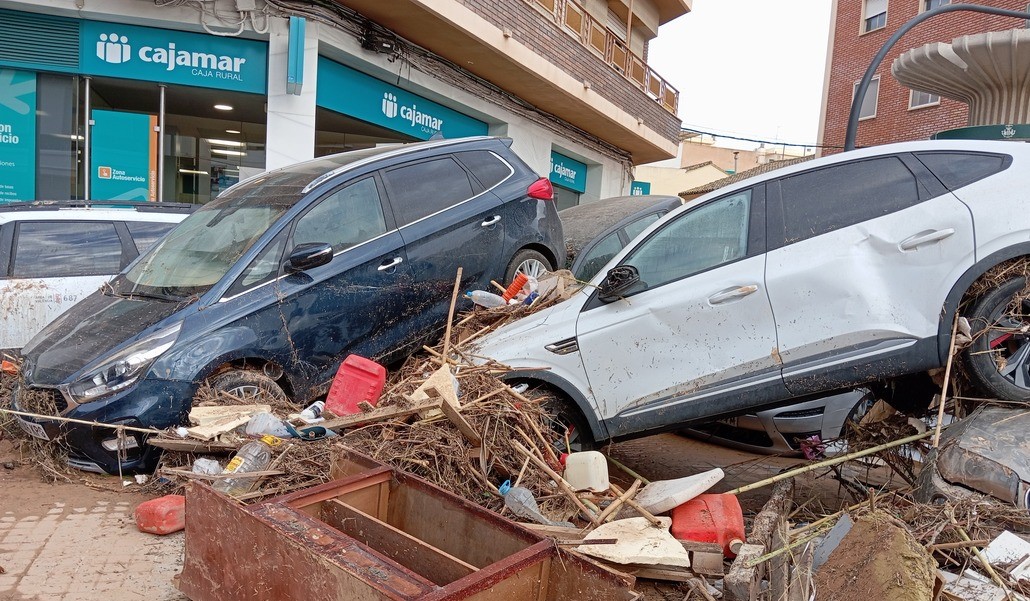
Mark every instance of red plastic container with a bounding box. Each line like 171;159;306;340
135;494;186;535
670;493;745;558
325;354;387;417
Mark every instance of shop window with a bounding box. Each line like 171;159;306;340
552;185;581;212
852;76;880;120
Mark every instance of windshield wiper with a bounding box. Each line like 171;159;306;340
125;289;187;302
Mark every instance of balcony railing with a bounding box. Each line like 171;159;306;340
526;0;679;115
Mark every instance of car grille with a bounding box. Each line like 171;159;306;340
17;386;67;415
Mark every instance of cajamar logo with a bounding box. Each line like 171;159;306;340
97;32;131;64
381;93;398;118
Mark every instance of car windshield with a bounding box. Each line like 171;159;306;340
110;176;310;300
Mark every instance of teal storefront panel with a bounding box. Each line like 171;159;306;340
549;151;586;193
934;124;1030;141
630;181;651;196
0;68;36;202
317;58;488;140
80;20;267;94
91;109;157;201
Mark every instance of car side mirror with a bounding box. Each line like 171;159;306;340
598;265;640;303
285;242;333;272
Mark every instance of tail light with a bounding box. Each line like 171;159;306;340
527;177;554;200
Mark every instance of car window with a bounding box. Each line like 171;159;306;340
126;221;177;254
575;230;624;282
624;190;751;290
12;221;122;278
623;213;662;242
915;151;1008;191
777;156;919;246
226;229;288;297
454;150;513;189
293;177;388;252
382;157;476;226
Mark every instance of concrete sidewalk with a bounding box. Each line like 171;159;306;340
0;496;186;601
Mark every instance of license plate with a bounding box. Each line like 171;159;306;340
15;415;49;441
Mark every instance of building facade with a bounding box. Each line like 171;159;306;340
0;0;687;206
818;0;1028;153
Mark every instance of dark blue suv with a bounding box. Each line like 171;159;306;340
13;137;564;474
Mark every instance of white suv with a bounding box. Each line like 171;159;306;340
0;202;192;351
477;140;1030;446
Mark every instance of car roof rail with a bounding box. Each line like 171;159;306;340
0;200;198;213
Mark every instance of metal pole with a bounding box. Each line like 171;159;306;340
158;84;166;203
844;4;1030;151
83;76;91;201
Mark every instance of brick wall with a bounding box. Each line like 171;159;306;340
822;0;1028;153
461;0;681;142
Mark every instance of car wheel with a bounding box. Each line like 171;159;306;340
504;249;552;284
205;369;287;402
532;389;595;453
964;276;1030;401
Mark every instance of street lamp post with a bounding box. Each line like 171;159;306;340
844;3;1030;151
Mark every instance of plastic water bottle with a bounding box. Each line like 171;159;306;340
300;400;325;421
213;437;275;496
466;290;506;308
498;480;574;528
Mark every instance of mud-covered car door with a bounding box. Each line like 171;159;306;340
381;155;506;341
575;186;783;434
0;220;126;350
272;176;413;390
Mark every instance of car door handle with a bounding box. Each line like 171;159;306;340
377;257;403;271
899;228;955;251
708;285;759;305
481;215;501;227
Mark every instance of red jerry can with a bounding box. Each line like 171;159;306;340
135;494;186;535
670;493;746;558
325;354;387;417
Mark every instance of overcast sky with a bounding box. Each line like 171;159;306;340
648;0;834;150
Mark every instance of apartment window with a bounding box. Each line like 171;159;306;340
853;76;880;120
910;90;940;109
922;0;949;11
863;0;887;32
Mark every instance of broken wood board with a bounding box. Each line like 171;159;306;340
408;365;458;420
186;405;271;441
320;401;442;431
148;437;240;453
189;404;271;426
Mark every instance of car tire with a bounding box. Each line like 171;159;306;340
530;388;596;453
964;276;1030;401
504;249;552;285
205;369;287;402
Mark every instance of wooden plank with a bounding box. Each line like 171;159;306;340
189;404;271;426
148;437;239;453
322;499;477;587
438;392;482;446
320;401;441;430
724;543;766;601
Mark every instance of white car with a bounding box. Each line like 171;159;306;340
0;202;192;352
477;140;1030;446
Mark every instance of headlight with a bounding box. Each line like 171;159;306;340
66;323;182;403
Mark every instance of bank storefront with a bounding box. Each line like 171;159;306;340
0;7;605;205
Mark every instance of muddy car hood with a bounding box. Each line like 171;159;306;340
21;291;186;386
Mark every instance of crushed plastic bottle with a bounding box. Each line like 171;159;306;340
498;480;574;528
213;436;278;496
245;412;292;437
192;457;222;475
466;290;506;308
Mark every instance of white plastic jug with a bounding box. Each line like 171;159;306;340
563;451;610;492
